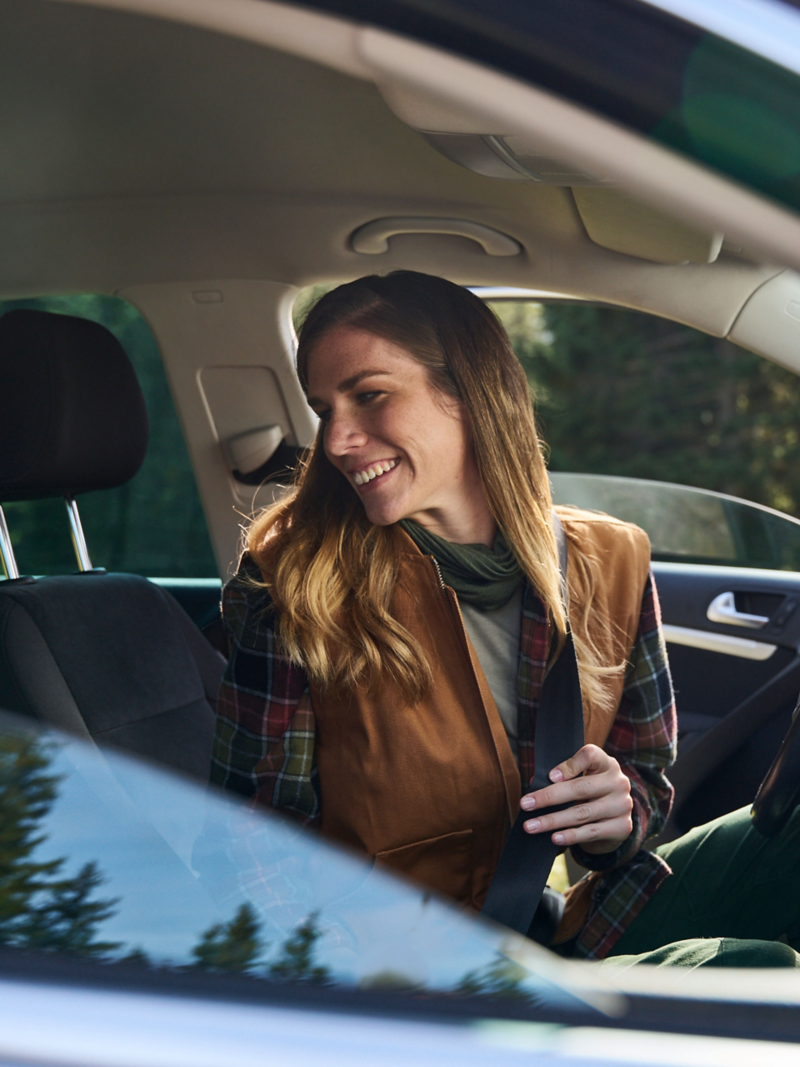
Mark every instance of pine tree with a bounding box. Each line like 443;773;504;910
268;912;330;984
21;862;120;956
0;732;121;957
191;902;263;973
0;734;62;940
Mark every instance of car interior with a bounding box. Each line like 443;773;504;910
2;0;800;896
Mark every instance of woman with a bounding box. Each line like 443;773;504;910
211;271;800;966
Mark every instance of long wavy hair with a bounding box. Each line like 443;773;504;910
247;271;619;707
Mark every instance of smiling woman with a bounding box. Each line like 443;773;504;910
210;271;800;967
212;273;656;950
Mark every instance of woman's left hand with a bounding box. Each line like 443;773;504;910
519;744;633;854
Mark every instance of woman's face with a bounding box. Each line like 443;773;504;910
306;326;491;541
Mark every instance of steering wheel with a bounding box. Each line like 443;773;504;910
751;701;800;837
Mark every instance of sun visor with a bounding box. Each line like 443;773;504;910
572;188;724;265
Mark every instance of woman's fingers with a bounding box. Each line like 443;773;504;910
521;790;632;835
548;816;633;849
520;770;605;813
549;743;615;783
519;744;633;853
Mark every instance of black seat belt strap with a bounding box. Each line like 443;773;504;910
481;512;585;937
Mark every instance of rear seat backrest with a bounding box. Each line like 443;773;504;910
0;309;223;781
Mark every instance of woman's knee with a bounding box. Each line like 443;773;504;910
602;937;800;969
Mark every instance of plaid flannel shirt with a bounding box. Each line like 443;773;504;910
211;558;677;960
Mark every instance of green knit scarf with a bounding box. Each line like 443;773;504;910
399;519;523;611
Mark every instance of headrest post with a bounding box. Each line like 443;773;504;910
0;505;20;580
64;497;93;573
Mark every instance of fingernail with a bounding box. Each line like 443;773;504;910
520;797;535;810
553;833;565;845
524;819;541;833
549;768;563;782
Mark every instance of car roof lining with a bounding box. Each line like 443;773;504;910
0;1;790;320
5;0;800;574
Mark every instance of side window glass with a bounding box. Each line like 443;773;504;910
1;295;218;578
489;298;800;570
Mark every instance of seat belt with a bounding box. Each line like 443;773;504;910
481;512;585;939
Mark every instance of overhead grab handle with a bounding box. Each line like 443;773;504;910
350;217;522;257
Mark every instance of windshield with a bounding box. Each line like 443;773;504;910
0;711;602;1013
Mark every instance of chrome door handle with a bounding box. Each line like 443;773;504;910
707;591;769;629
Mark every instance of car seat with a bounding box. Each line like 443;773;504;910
0;309;224;781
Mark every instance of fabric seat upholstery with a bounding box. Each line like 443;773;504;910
0;309;223;781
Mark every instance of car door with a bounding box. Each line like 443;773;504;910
551;473;800;839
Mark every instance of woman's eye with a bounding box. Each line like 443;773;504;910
316;409;331;423
356;391;383;405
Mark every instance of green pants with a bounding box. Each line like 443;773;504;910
602;805;800;968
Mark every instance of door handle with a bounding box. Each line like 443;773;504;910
707;591;769;629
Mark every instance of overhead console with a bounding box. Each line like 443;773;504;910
378;83;724;266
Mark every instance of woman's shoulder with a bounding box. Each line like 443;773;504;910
555;504;652;596
554;504;651;553
222;552;278;646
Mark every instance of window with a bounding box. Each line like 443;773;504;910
489;298;800;569
1;295;217;579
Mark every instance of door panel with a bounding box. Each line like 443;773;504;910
652;562;800;838
547;472;800;840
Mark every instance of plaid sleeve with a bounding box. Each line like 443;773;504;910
209;559;320;827
572;569;677;871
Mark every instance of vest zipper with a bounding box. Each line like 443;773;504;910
429;555;447;593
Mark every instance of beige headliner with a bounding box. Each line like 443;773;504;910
0;0;792;318
7;0;800;571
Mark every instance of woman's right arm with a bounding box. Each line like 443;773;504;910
209;560;321;827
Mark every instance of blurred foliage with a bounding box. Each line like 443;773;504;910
291;283;333;334
268;910;330;984
0;295;218;577
191;902;263;973
456;952;529;998
192;903;330;983
0;732;120;957
491;300;800;518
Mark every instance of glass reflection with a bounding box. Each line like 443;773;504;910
0;713;599;1013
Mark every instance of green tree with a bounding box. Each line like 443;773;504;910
0;732;121;957
268;911;330;984
191;902;264;973
491;300;800;518
456;953;529;999
22;861;120;956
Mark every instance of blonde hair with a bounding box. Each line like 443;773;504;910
247;272;620;707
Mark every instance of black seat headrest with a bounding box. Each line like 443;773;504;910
0;309;149;502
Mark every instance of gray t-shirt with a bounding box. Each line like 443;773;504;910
460;587;523;755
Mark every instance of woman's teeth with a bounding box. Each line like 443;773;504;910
353;460;397;486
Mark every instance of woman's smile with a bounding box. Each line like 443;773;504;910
351;457;398;487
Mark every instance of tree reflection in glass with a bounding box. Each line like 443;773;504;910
0;733;120;957
0;715;601;1016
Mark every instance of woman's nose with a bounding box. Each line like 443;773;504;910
324;411;368;455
